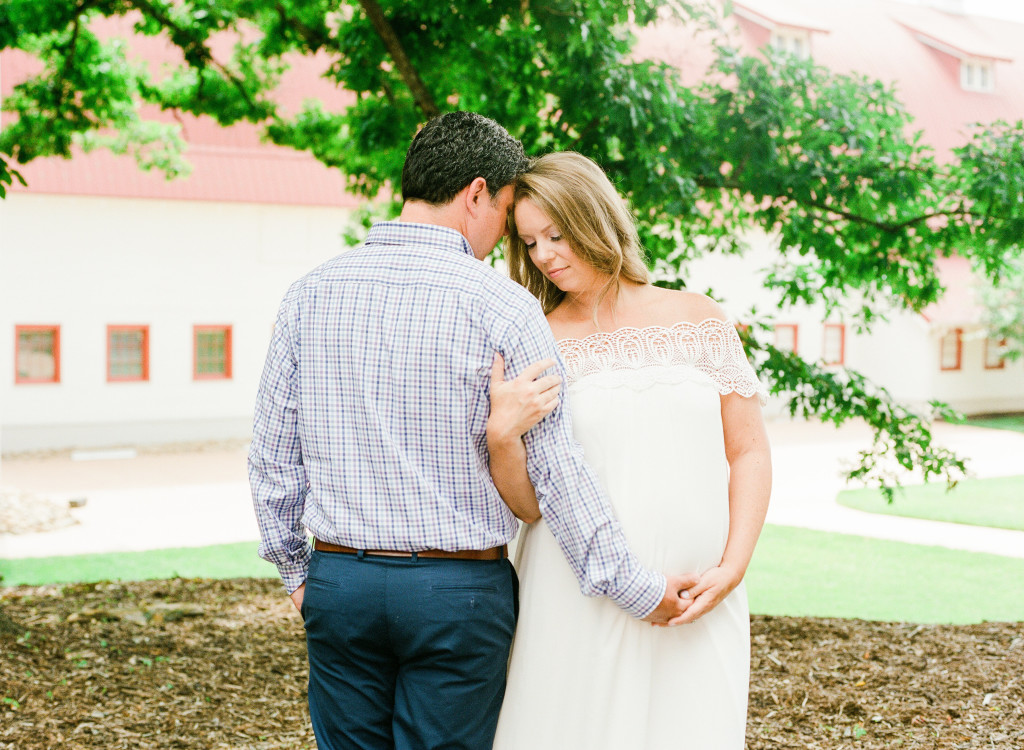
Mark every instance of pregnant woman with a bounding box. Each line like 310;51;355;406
489;152;772;749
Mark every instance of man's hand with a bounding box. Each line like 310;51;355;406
643;573;700;625
289;583;305;613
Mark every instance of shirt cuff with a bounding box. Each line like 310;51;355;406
611;567;666;620
276;559;310;595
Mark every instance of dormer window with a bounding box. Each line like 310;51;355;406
896;16;1010;95
771;27;811;59
960;58;995;92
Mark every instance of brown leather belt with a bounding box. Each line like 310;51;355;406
314;539;507;561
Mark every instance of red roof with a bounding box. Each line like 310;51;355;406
892;7;1014;62
2;15;361;207
5;3;1023;203
637;0;1024;158
732;0;833;33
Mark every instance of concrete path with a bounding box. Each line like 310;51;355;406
1;419;1023;561
766;420;1024;559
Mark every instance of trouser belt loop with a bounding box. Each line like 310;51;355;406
357;549;366;561
410;551;419;562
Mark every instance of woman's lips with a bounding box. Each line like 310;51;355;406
547;266;567;279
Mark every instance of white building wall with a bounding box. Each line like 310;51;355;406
847;311;936;408
1;193;353;452
3;195;1021;452
679;231;1024;417
930;332;1024;415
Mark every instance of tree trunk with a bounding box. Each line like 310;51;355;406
357;0;440;119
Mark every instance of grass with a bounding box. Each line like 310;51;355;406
746;525;1024;624
0;542;277;589
836;475;1024;531
3;527;1024;624
965;412;1024;434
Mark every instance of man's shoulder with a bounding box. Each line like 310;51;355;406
281;253;345;299
476;259;541;302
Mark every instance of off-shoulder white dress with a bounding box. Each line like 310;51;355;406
493;318;765;750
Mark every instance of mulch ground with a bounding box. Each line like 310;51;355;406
1;578;1021;749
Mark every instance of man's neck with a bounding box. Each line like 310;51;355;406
398;200;467;237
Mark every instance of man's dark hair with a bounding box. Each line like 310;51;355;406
401;111;528;205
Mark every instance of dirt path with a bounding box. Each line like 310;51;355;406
1;578;1021;749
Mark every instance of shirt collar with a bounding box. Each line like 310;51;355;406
365;221;476;259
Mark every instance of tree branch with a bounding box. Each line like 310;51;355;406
129;0;261;116
275;3;332;52
357;0;439;119
48;0;97;119
695;173;973;234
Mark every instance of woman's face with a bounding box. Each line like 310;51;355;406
514;198;604;295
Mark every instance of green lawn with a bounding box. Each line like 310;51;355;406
837;475;1024;531
0;542;277;588
3;527;1023;624
965;412;1024;434
747;525;1024;624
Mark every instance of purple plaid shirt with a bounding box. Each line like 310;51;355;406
248;221;664;618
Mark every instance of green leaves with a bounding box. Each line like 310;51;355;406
741;326;967;502
978;256;1024;363
5;0;1023;495
0;155;27;199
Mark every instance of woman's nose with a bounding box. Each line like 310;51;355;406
532;241;554;261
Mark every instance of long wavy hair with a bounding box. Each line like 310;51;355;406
505;151;648;315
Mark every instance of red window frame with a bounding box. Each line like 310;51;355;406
822;323;846;366
939;329;963;371
193;325;233;380
107;325;150;382
14;325;61;384
984;337;1007;370
774;323;799;354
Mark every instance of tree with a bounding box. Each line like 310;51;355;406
979;258;1024;363
4;0;1024;498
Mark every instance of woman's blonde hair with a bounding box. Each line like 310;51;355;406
506;151;648;314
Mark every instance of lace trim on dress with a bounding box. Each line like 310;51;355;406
556;318;767;403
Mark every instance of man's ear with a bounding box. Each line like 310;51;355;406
464;177;489;217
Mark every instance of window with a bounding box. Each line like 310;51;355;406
822;324;845;366
107;325;149;382
771;28;811;59
985;337;1007;370
774;324;798;354
939;329;962;371
961;59;994;92
15;325;61;384
194;325;232;380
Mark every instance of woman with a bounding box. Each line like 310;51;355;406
487;152;771;749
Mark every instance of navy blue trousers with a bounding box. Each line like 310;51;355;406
302;550;518;750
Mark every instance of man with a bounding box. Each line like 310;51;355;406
249;111;696;750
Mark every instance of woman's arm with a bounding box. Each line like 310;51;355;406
675;390;772;624
486;354;561;523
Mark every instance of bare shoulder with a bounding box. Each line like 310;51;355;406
644;286;729;326
544;304;582;341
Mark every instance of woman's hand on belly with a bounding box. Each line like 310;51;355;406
670;562;743;625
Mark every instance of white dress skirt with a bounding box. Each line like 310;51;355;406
493;318;765;750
